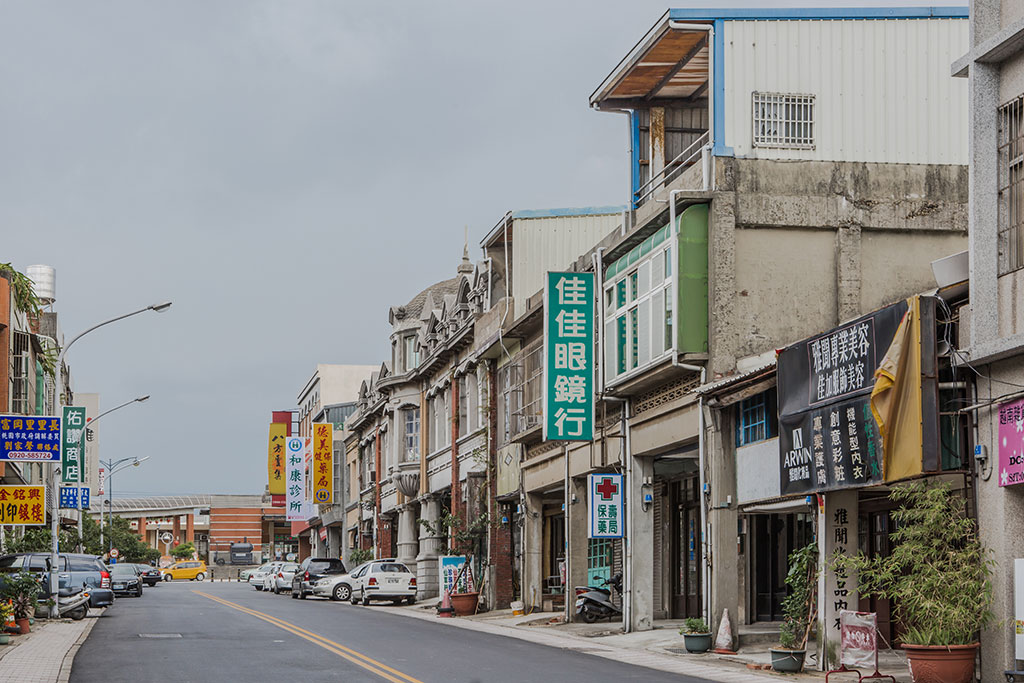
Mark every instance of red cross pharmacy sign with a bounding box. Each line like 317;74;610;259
588;473;624;539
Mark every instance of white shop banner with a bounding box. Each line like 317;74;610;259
285;436;306;521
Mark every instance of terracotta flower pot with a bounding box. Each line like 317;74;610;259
449;591;479;616
14;618;29;635
903;643;978;683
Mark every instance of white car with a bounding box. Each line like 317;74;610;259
262;562;299;594
313;562;368;602
349;560;417;606
249;562;282;591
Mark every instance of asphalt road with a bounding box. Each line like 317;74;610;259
71;580;715;683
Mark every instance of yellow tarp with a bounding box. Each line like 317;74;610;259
870;296;923;481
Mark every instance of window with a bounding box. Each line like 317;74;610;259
428;390;449;452
403;408;420;460
999;94;1024;274
604;224;674;383
736;389;779;447
458;375;469;438
752;92;815;149
402;335;419;372
10;331;30;414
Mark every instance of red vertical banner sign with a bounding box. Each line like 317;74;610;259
312;423;333;505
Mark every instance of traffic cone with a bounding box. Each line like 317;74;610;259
713;608;737;654
437;590;455;618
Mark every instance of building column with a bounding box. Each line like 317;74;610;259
137;516;147;542
818;490;858;671
708;405;739;645
627;455;655;631
523;492;544;611
450;376;461;518
416;497;442;600
650;106;666;191
397;504;418;571
567;475;589;619
836;223;862;324
172;514;181;546
185;513;194;544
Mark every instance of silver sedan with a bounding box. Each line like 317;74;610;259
262;562;299;594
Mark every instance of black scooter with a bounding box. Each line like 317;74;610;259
574;572;622;623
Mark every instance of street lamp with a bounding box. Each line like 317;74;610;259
99;455;150;552
74;395;150;550
49;300;172;616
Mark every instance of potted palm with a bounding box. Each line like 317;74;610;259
0;571;41;634
421;511;490;616
771;541;817;673
834;481;992;683
679;617;712;653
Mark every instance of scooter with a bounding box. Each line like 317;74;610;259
36;582;91;621
574;572;623;623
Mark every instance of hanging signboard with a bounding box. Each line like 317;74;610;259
0;415;61;462
998;399;1024;487
98;467;106;496
312;423;333;504
61;406;87;483
839;611;879;669
267;422;287;495
543;271;594;442
59;486;91;510
0;486;46;524
588;473;624;538
285;436;306;521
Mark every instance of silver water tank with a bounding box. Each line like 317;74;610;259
26;265;56;305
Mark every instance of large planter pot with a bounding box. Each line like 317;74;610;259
682;633;712;653
449;592;479;616
770;648;806;673
903;643;978;683
14;618;30;635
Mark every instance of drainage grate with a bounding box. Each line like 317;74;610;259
139;633;182;638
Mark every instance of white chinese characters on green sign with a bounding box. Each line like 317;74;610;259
544;272;594;441
61;406;86;484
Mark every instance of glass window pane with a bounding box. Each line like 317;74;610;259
616;280;626;308
616;315;627;375
665;246;673;279
629;308;639;369
665;288;674;352
629;272;638;302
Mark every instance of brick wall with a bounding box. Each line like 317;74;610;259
378;518;394;559
488;362;515;609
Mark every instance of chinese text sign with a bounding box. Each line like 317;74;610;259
0;414;61;462
312;423;333;504
62;406;86;483
544;272;594;442
0;486;46;524
285;436;306;521
59;486;90;510
588;473;624;539
999;398;1024;487
267;422;287;495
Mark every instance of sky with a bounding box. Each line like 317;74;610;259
0;1;964;496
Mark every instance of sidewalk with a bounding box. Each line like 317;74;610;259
0;611;102;683
376;604;911;682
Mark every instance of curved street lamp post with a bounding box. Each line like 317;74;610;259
49;301;171;616
98;455;149;551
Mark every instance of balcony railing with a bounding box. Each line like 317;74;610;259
634;130;710;206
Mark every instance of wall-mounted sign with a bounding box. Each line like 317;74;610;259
267;422;287;495
285;436;306;521
588;473;624;539
0;486;46;524
61;406;86;483
59;486;90;510
543;272;594;441
0;415;61;462
998;398;1024;487
312;423;333;504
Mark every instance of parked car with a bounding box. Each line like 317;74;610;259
161;560;207;581
130;564;163;587
312;562;369;602
239;566;259;582
291;557;346;599
248;562;281;591
108;563;144;597
263;562;299;594
0;552;115;608
349;560;416;606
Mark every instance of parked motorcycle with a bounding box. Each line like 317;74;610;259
36;583;91;621
574;572;622;623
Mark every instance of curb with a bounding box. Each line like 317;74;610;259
56;609;104;683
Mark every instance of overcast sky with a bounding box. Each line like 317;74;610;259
1;0;964;496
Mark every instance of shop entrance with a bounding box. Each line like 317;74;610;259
750;512;814;622
670;477;702;618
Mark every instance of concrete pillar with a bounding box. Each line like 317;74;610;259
817;490;858;671
397;505;418;572
172;515;181;546
708;409;739;644
709;192;737;376
835;224;862;324
627;455;655;631
567;476;588;601
137;516;147;542
523;492;544;611
650;106;666;191
416;497;442;600
185;513;194;544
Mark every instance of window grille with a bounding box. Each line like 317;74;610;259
736;389;779;447
999;94;1024;274
10;332;30;414
752;92;815;149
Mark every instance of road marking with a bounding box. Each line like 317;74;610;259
193;591;422;683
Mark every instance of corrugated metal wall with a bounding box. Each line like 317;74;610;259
512;214;622;319
722;18;968;164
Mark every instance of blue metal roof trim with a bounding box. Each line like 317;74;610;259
510;206;626;219
668;7;968;20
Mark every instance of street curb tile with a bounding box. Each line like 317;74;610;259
57;609;104;683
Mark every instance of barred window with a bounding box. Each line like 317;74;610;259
999;94;1024;274
10;332;30;414
752;92;815;149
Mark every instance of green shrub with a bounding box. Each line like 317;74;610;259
680;617;710;634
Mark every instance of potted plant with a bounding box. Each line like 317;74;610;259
834;481;992;683
0;571;42;634
421;510;490;616
679;617;712;653
0;601;12;644
771;541;818;673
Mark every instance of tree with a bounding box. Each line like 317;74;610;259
170;542;195;560
81;515;160;564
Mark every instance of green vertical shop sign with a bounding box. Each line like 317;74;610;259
544;271;594;441
61;406;86;484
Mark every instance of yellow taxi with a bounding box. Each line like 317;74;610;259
160;560;207;582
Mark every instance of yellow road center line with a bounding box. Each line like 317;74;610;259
194;591;423;683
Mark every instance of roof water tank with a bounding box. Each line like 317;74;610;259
25;265;56;305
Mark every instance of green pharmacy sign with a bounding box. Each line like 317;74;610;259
544;271;594;441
